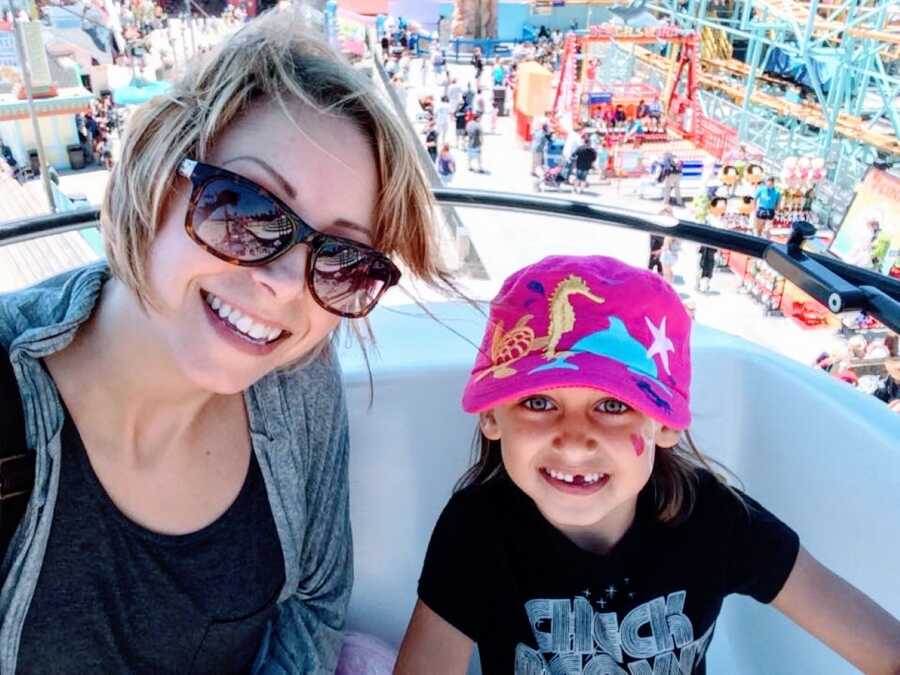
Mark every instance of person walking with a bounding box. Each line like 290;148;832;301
465;112;485;173
454;99;469;150
648;234;664;274
470;46;484;84
753;176;781;238
531;121;551;178
659;152;684;211
491;57;505;87
572;135;597;194
424;120;438;163
660;236;681;284
697;245;718;293
436;142;456;185
447;77;462;112
434;95;450;144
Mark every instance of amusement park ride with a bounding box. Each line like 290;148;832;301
531;0;898;224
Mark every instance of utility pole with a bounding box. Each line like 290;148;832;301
474;0;483;39
184;0;196;57
6;0;56;212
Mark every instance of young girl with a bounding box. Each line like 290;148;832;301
437;143;456;186
395;255;900;674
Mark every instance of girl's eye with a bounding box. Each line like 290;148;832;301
522;396;556;412
597;399;631;414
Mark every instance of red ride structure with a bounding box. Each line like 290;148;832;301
551;25;702;143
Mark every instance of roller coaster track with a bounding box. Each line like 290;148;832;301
633;46;900;155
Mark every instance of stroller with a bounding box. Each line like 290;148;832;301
535;155;575;192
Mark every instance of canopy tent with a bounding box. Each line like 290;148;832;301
112;79;171;105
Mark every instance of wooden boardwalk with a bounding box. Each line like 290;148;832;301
0;171;101;293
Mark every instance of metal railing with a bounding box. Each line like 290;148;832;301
3;191;899;332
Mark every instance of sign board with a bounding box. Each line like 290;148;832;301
0;30;17;68
21;21;50;87
829;169;900;276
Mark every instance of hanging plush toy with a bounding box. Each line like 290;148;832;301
709;196;727;216
811;157;826;182
720;164;739;186
746;163;765;185
798;157;811;185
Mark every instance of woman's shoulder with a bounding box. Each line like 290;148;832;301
0;262;109;351
257;344;344;406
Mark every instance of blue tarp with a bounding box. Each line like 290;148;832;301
764;46;840;94
112;80;171;105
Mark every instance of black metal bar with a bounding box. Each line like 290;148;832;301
3;191;899;331
432;188;900;303
764;244;866;314
0;207;101;245
858;287;900;335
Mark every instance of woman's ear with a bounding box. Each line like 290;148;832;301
654;425;680;449
479;410;501;441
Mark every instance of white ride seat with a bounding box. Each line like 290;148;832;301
341;302;900;674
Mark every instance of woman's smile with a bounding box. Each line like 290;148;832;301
200;288;293;356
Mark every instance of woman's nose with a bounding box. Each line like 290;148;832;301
248;245;308;303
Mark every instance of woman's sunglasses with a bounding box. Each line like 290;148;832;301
177;158;401;319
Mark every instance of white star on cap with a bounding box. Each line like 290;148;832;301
645;316;675;376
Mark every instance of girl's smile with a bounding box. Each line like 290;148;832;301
480;386;679;551
539;466;611;494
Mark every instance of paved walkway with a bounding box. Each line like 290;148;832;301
397;60;845;365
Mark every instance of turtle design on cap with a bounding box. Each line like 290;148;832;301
475;315;538;382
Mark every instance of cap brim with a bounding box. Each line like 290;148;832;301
462;357;690;430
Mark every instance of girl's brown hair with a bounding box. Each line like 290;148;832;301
456;429;743;526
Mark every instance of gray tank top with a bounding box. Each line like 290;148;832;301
17;404;285;674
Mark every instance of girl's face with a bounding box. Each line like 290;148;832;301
481;387;679;542
143;101;379;394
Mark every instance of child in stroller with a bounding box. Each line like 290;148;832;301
535;155;575;192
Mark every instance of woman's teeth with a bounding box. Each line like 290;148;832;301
545;468;608;485
205;292;283;343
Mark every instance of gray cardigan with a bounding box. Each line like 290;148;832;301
0;262;352;673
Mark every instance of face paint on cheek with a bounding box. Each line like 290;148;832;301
630;433;646;457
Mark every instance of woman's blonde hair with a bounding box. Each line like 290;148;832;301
102;8;447;306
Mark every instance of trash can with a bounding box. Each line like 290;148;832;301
27;150;40;176
67;144;85;170
493;86;507;116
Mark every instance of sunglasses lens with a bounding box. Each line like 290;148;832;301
191;177;292;262
312;241;396;317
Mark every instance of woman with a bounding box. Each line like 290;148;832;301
0;9;445;673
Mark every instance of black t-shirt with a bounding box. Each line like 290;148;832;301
573;146;598;171
418;470;799;674
873;376;899;403
425;129;438;156
18;404;286;674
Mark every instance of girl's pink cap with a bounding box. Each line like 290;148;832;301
462;255;692;429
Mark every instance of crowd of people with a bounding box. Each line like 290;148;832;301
1;0;250;184
385;36;512;181
76;96;125;171
813;332;900;413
